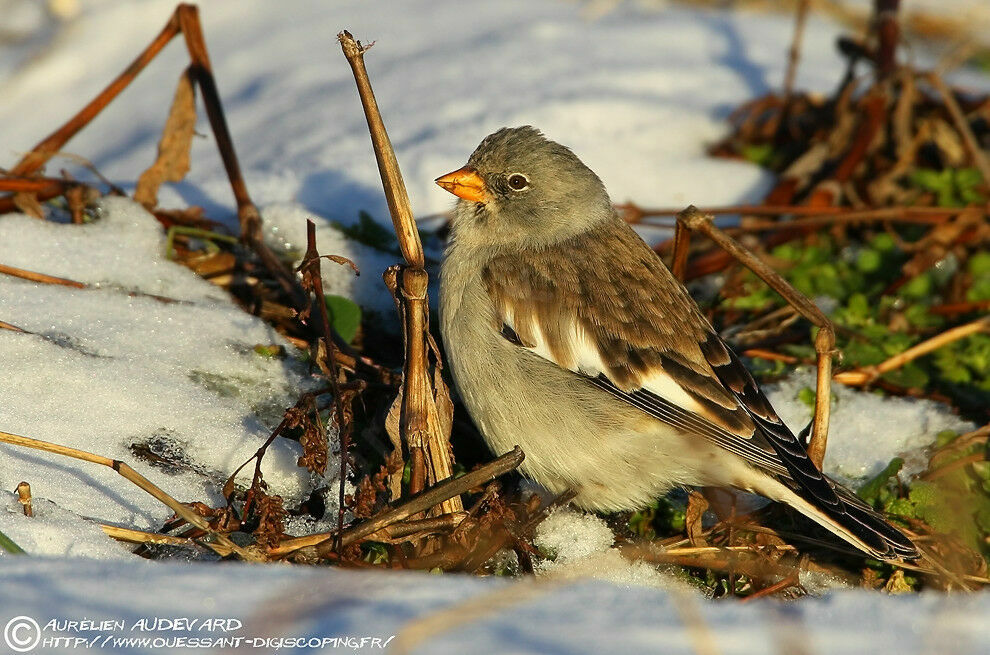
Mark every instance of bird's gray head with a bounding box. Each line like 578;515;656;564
436;127;613;250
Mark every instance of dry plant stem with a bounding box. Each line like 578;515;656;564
99;524;218;550
0;320;28;333
338;31;423;268
309;446;524;559
619;543;805;581
0;263;86;289
930;300;990;316
873;0;901;81
926;72;990;187
922;453;986;481
16;482;32;517
401;268;430;497
174;6;299;303
300;222;351;549
929;424;989;468
733;208;956;230
738;571;802;602
0;430;257;560
269;513;464;557
659;545;797;556
0;177;68;193
742;349;800;364
676;206;835;468
339;30;460;514
671;220;691;281
834;316;990;386
0;179;91;208
623;203;956;220
782;0;810;101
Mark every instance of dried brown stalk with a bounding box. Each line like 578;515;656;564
0;320;29;333
737;571;802;602
833;316;990;386
925;72;990;187
298;446;524;559
338;30;461;516
928;424;990;469
873;0;901;81
269;513;464;557
0;263;86;289
99;524;222;551
623;202;958;221
618;542;810;584
742;349;800;364
0;429;258;560
782;0;811;102
16;482;32;517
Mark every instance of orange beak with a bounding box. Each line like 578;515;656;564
435;166;489;204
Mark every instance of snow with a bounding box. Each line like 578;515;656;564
1;492;133;561
533;508;680;588
0;557;987;655
0;197;337;540
766;370;974;486
1;0;988;649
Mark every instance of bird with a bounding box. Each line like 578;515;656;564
434;126;919;561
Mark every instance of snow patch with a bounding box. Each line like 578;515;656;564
765;370;974;485
0;198;337;543
1;492;133;560
534;508;681;589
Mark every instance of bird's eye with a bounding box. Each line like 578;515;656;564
507;174;529;191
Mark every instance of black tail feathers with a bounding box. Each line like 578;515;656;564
817;480;920;560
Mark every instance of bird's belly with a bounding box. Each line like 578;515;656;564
441;277;727;512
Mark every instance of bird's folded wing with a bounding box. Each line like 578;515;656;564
481;218;839;508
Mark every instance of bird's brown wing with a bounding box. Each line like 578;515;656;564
482;216;825;489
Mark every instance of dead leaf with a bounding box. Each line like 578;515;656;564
433;365;454;447
685;490;709;547
134;69;196;208
384;389;404;500
883;569;913;594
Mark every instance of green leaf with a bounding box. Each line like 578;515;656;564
909;168;951;193
362;541;390;565
969;252;990;277
0;529;25;555
797;387;817;410
253;344;285;359
856;248;882;273
740;143;775;166
858;457;904;504
935;429;960;448
323;294;362;344
967;278;990;303
899;272;933;299
870;232;896;252
881;362;929;389
884;497;917;519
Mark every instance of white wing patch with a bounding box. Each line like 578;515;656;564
502;311;712;420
